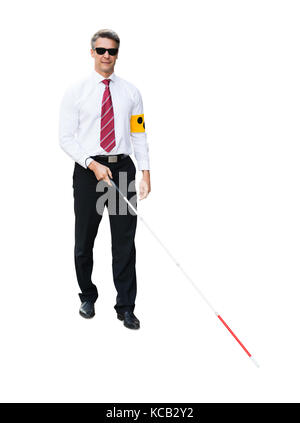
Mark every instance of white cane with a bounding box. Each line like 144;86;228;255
108;176;260;368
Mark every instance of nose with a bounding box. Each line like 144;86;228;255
104;50;110;58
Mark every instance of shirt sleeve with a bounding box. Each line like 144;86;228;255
58;85;92;169
130;88;150;171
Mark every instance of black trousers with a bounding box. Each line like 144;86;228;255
72;155;138;314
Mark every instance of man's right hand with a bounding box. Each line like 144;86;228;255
88;160;113;186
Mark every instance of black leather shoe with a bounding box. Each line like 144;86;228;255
117;311;140;329
79;301;95;319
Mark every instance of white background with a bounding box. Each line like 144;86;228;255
0;0;299;403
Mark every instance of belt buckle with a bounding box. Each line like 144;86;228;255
108;155;118;163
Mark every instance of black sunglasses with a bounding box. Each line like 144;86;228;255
93;47;118;56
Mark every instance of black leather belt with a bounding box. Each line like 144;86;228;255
90;154;129;163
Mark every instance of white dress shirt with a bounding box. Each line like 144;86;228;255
59;69;150;170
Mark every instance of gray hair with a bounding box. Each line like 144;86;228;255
91;29;120;50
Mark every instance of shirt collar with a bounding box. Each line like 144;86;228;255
92;69;116;84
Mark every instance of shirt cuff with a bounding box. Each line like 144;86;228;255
85;157;94;168
136;160;150;171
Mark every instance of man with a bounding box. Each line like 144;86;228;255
59;29;151;329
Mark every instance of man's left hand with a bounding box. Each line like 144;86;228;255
139;170;151;200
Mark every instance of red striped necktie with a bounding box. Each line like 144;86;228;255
100;79;116;152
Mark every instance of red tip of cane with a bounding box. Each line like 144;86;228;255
217;314;252;357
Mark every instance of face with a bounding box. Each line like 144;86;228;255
91;37;119;76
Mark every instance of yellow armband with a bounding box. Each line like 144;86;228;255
130;114;145;133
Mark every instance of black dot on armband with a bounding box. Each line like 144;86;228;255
143;122;145;129
137;117;143;124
